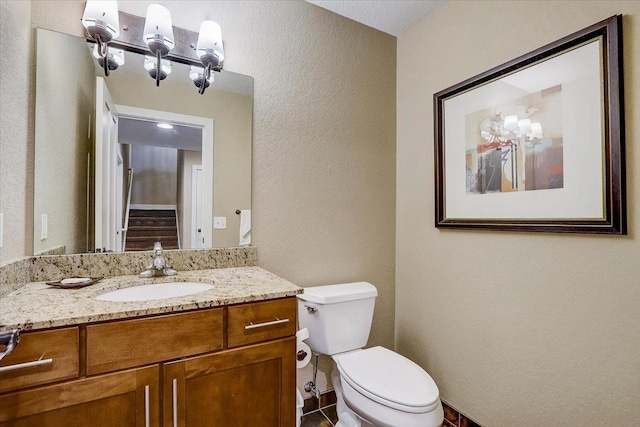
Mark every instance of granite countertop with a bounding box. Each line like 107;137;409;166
0;266;302;332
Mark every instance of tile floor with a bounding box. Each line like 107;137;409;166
300;404;338;426
300;404;454;427
300;394;475;427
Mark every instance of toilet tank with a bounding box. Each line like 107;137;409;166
297;282;377;355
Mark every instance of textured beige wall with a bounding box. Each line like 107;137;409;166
4;0;396;394
213;91;252;248
0;0;32;264
33;29;94;255
396;1;639;426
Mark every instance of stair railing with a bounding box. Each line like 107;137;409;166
122;168;134;251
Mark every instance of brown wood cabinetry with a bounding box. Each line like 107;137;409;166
228;298;297;348
0;297;296;427
86;308;224;375
0;327;79;394
0;365;159;427
164;337;296;427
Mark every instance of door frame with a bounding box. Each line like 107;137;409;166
191;165;203;249
94;77;118;253
115;105;214;249
115;150;124;252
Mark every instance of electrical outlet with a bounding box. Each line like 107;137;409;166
213;216;227;229
41;213;48;240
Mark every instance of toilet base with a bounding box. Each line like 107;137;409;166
331;366;444;427
333;367;363;427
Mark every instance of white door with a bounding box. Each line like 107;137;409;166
115;151;124;252
191;165;203;249
94;77;119;253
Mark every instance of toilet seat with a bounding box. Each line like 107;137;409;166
335;346;440;414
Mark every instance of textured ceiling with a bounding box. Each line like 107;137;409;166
307;0;442;36
119;117;203;151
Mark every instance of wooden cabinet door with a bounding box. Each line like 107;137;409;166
0;365;159;427
163;337;295;427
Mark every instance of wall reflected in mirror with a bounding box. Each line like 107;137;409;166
34;28;252;255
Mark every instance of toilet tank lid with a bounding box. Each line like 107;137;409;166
297;282;377;304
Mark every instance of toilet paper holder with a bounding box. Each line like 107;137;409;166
296;328;311;363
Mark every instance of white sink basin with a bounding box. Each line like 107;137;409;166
95;282;214;302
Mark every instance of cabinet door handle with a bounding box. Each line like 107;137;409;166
172;378;178;427
244;317;290;330
144;385;150;427
0;357;53;373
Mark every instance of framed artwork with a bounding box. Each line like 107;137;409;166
434;15;625;234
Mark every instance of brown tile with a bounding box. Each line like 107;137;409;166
460;414;482;427
303;396;319;414
301;410;333;427
442;401;460;424
321;405;338;424
443;421;457;427
320;390;337;408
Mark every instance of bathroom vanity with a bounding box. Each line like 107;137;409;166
0;263;300;427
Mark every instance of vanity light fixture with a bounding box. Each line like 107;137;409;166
92;44;125;71
189;65;214;91
144;55;172;81
195;20;224;94
143;4;175;87
82;0;120;76
503;115;543;141
82;5;226;94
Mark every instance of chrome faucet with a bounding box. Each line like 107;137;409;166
139;242;177;278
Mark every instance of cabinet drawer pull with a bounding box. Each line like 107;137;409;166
172;378;178;427
0;357;53;373
244;317;290;330
144;385;150;427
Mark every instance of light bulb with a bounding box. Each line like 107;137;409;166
530;122;543;139
144;55;172;80
196;20;224;68
82;0;120;41
93;45;125;70
503;115;519;132
518;118;532;134
143;4;174;56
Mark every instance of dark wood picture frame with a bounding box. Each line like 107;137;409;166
434;15;625;234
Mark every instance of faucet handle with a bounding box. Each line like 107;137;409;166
153;242;163;253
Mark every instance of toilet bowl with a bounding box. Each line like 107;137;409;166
332;347;443;427
297;282;444;427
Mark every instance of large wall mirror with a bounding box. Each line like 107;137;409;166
34;28;252;255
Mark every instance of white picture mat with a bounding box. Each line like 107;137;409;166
443;40;605;220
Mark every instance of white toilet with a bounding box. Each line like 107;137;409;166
297;282;444;427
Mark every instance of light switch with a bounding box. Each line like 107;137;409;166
41;213;48;240
213;216;227;229
0;213;3;248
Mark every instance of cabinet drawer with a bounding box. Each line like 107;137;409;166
0;327;79;394
228;298;297;348
86;308;223;375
